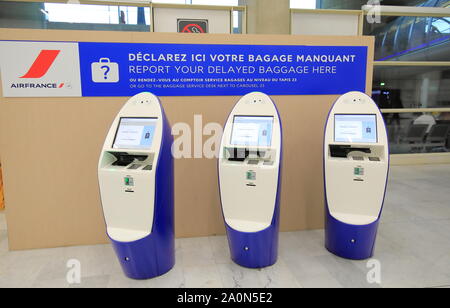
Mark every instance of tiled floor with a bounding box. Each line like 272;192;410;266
0;165;449;288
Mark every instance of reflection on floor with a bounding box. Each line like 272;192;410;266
1;165;450;288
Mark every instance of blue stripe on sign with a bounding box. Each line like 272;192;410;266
78;42;368;97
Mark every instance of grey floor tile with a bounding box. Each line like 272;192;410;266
0;165;450;288
376;251;449;288
316;255;380;288
147;262;185;288
183;264;223;288
107;273;155;288
0;212;7;231
259;259;303;288
32;275;110;288
0;230;8;256
282;254;343;288
217;262;266;288
279;231;327;261
179;237;217;268
209;235;231;264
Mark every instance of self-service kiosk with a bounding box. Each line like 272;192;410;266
98;92;174;279
218;92;282;268
324;91;389;260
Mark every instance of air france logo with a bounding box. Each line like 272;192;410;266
11;49;67;89
21;50;60;79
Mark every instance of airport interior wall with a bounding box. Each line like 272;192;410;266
0;164;4;210
0;29;374;250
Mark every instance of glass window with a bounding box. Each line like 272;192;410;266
373;66;450;109
43;3;150;26
315;0;444;10
290;0;316;9
44;4;119;24
233;10;244;34
153;0;187;4
0;1;151;31
429;16;450;39
0;1;46;29
0;1;244;33
365;15;450;61
437;0;450;7
383;27;398;57
192;0;239;5
384;112;450;154
409;16;428;50
396;16;414;52
154;0;239;5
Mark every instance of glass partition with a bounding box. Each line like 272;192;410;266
310;0;444;10
384;111;450;154
0;1;46;29
233;9;244;34
373;66;450;109
366;0;450;161
0;1;245;33
192;0;239;5
290;0;317;9
0;1;151;32
365;15;450;61
155;0;238;5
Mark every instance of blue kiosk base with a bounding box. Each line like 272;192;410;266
111;234;175;280
226;225;278;269
325;211;379;260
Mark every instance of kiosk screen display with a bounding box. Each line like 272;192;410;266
230;116;274;147
335;114;377;143
113;118;157;150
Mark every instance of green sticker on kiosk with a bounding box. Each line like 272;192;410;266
354;168;365;176
124;177;134;186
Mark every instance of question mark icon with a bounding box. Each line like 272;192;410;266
101;65;110;80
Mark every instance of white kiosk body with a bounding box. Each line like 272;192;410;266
324;91;389;260
98;92;174;279
219;92;282;268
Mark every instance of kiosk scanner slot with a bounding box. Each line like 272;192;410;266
324;92;389;260
110;152;149;167
226;148;250;162
225;148;268;162
329;145;371;158
218;92;282;268
98;92;174;279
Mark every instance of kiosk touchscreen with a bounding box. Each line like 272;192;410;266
98;92;174;279
324;91;389;260
218;92;282;268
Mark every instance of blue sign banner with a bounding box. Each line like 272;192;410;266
78;42;368;97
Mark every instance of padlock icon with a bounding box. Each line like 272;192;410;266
91;58;119;83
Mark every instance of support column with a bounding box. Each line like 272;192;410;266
239;0;290;35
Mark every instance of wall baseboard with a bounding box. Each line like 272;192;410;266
391;153;450;166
